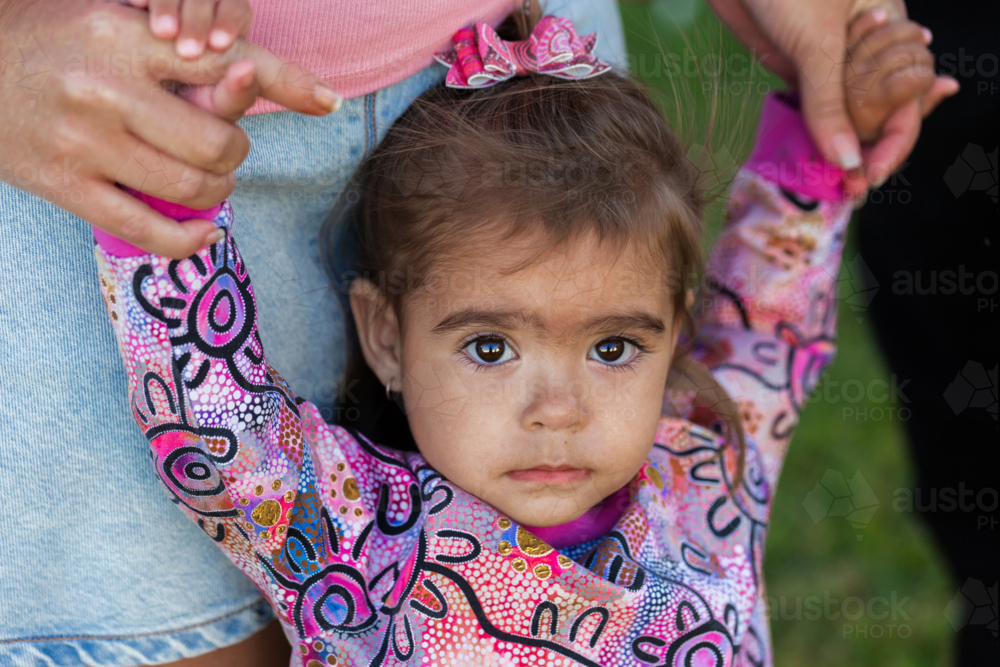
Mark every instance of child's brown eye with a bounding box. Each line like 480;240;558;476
477;339;504;362
464;336;513;365
589;337;637;365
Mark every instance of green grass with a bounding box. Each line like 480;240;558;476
619;2;956;663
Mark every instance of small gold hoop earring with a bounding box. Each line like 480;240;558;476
385;378;393;400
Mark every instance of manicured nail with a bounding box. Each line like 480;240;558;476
831;133;862;170
204;228;225;247
153;15;177;37
209;29;233;50
176;38;203;58
314;85;342;112
871;8;888;23
922;27;933;44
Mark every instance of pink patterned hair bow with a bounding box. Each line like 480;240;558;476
434;15;611;89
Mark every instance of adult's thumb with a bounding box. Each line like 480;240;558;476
797;34;863;171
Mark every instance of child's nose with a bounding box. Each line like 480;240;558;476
519;380;589;433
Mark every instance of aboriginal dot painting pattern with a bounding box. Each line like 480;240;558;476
96;169;850;667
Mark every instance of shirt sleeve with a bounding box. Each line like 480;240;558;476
94;199;366;607
665;93;854;666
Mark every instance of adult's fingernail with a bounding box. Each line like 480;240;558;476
922;27;933;44
209;29;233;50
204;228;225;247
177;39;203;58
871;8;887;23
314;85;342;113
153;15;178;36
831;133;862;170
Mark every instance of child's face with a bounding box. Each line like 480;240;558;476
352;231;679;527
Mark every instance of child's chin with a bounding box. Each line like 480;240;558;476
499;500;591;528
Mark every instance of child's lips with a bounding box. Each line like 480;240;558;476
505;465;591;484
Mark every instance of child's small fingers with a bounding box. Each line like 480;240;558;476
176;0;217;59
213;59;259;122
208;0;253;51
148;0;180;39
919;76;961;118
846;8;889;49
850;21;930;62
872;42;935;100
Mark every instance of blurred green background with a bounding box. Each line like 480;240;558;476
618;1;957;664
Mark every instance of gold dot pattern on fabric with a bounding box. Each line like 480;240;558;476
339;506;348;515
336;462;345;472
533;564;551;579
647;465;664;491
516;527;553;556
251;499;282;527
254;485;264;496
240;497;249;505
497;540;512;555
558;555;573;569
272;479;282;491
307;660;324;667
497;517;511;529
511;558;527;572
342;477;360;501
284;490;295;503
353;508;363;516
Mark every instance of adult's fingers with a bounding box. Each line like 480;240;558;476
108;128;237;208
797;33;863;171
121;83;251;175
863;100;921;188
209;0;253;51
231;40;341;115
79;180;221;259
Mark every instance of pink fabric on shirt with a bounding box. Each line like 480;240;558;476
92;187;221;257
523;486;631;549
745;93;845;201
244;0;518;114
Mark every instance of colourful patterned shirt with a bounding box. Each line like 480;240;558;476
95;94;851;666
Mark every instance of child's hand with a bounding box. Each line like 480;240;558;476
841;8;959;197
844;8;956;143
123;0;252;59
171;58;259;122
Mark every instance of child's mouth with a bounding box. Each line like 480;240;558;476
506;465;591;484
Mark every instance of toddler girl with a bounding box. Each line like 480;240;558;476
95;7;943;666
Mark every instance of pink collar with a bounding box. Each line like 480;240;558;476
522;485;631;549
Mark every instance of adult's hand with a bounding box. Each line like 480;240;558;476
0;0;340;258
705;0;956;194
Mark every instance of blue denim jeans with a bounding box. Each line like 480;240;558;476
0;2;623;664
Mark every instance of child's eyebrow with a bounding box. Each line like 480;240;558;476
432;309;542;334
581;313;667;336
432;310;666;336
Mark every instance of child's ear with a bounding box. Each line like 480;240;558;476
350;279;403;390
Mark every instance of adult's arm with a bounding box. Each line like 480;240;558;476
0;0;339;258
704;0;957;195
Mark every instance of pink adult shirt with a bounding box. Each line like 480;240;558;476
246;0;518;113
